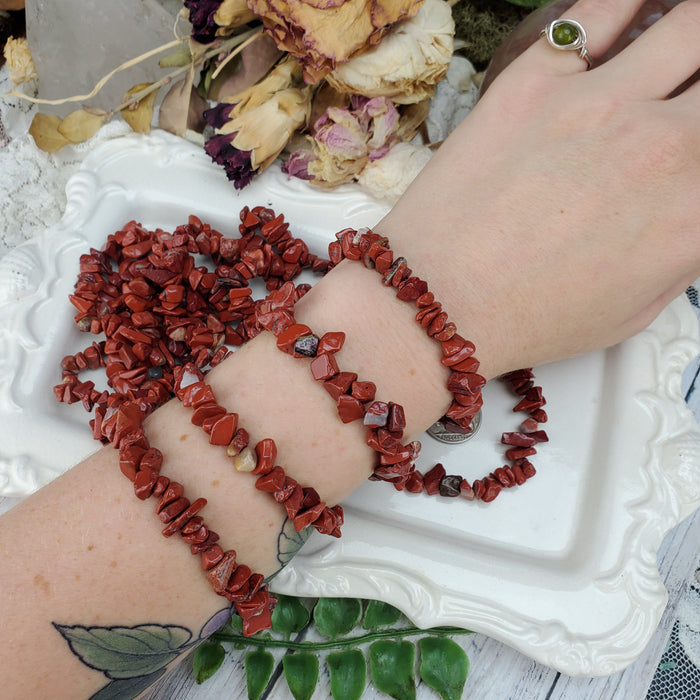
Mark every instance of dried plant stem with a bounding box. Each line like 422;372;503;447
210;28;263;80
6;27;261;109
116;28;262;115
6;38;186;105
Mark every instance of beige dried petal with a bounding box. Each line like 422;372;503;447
308;143;368;186
214;0;257;32
58;109;106;144
247;0;423;83
229;87;312;169
326;0;453;103
121;83;159;134
28;113;70;153
221;57;302;118
357;141;432;203
3;37;37;87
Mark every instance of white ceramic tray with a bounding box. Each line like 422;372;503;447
1;131;699;676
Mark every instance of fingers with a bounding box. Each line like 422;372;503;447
523;0;648;76
598;0;700;99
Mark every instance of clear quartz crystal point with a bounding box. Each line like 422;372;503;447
24;0;187;117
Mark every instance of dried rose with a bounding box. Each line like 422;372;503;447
221;87;312;170
246;0;424;84
184;0;225;44
217;56;303;117
204;133;256;188
214;0;257;34
204;58;312;186
3;36;37;87
357;141;433;203
285;95;401;186
326;0;454;104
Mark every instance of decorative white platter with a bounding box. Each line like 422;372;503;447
1;130;699;677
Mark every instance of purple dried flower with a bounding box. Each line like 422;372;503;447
282;151;313;180
203;102;237;129
204;132;255;189
184;0;224;44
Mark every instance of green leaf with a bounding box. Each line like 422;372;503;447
90;668;166;700
327;648;366;700
271;595;310;638
363;600;403;630
283;652;319;700
313;598;363;640
369;640;416;700
193;641;225;684
227;614;244;634
53;623;191;679
418;637;469;700
245;649;275;700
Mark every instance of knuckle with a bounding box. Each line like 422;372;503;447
635;127;691;177
670;0;700;32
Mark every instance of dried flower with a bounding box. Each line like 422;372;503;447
357;141;433;203
184;0;225;44
213;0;257;35
204;132;256;188
247;0;424;84
204;57;312;186
3;37;38;87
326;0;454;104
224;87;312;170
285;95;401;186
218;56;303;117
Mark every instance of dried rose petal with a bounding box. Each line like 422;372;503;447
247;0;424;83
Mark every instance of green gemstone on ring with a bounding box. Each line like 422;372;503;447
552;22;579;47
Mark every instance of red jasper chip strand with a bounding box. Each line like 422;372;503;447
328;227;549;503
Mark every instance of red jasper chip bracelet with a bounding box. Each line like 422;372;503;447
324;227;549;502
173;362;344;538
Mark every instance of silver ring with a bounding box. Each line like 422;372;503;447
540;18;593;69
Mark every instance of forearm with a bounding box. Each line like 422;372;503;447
0;239;483;698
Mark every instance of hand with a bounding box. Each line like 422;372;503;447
380;0;700;377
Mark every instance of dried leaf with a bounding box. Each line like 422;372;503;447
158;77;193;137
158;47;192;68
28;113;70;153
121;83;158;134
58;109;105;144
